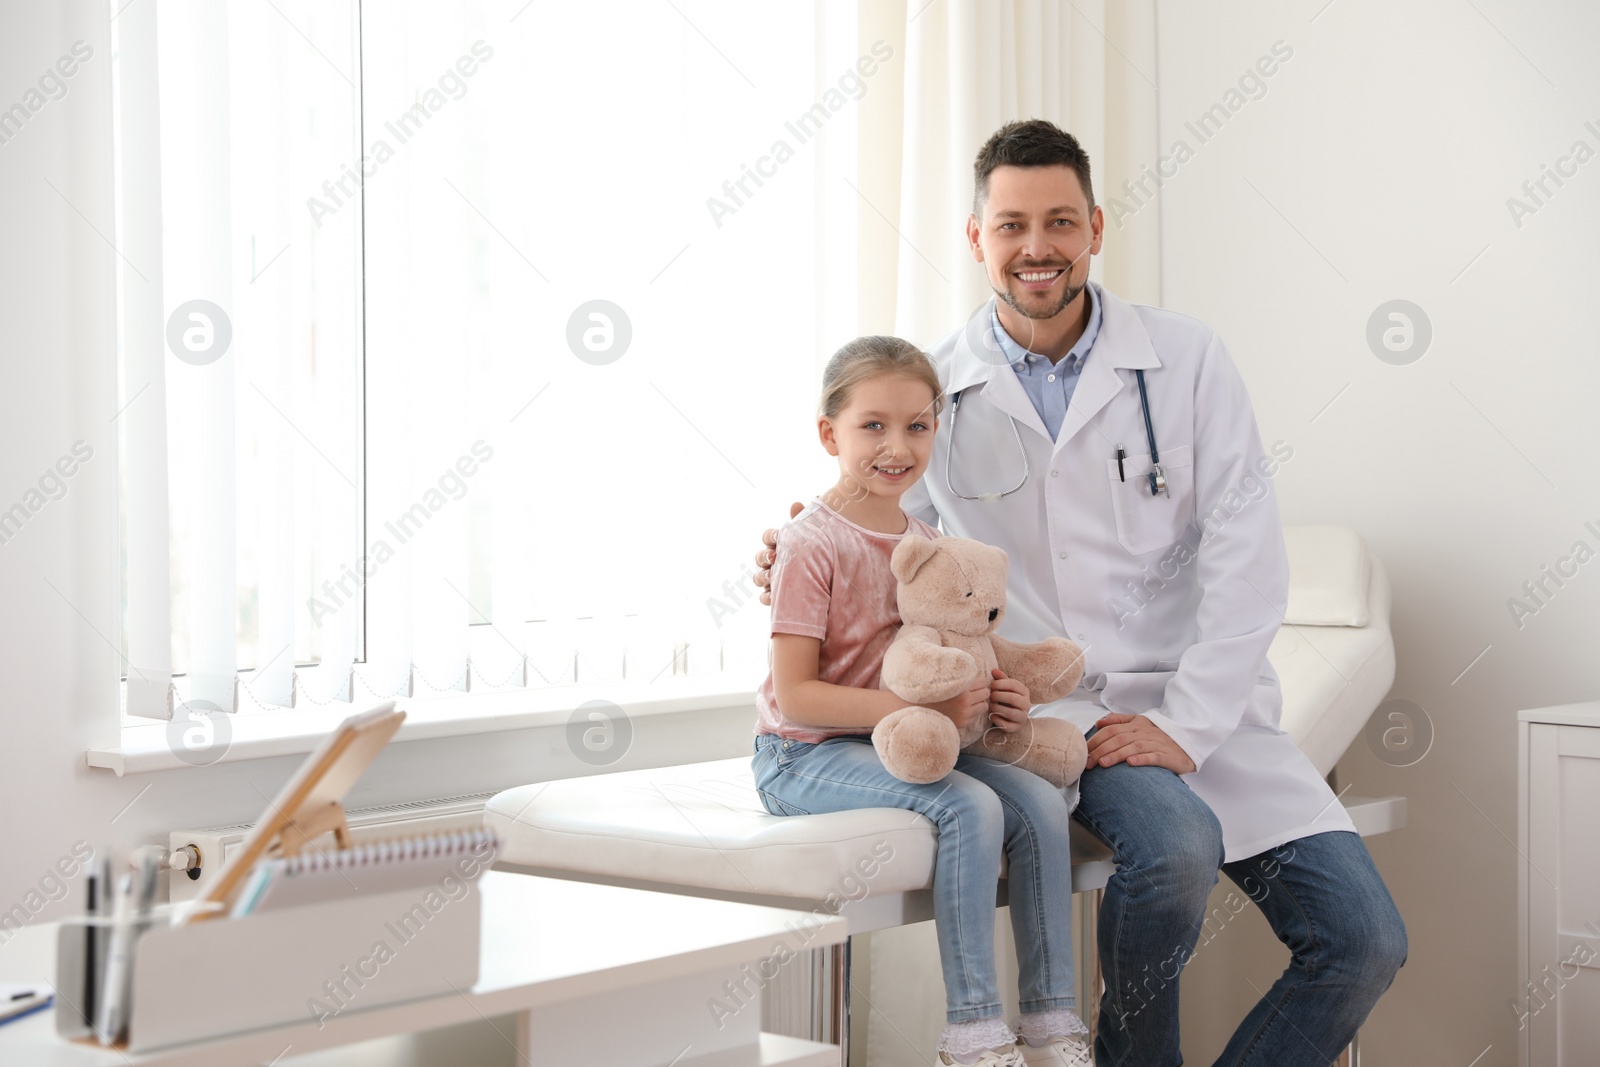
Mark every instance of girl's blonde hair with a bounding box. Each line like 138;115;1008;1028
818;335;945;420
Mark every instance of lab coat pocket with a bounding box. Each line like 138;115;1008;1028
1098;670;1178;715
1106;444;1194;555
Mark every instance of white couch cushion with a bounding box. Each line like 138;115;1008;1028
486;758;1116;900
1283;525;1372;627
1272;554;1395;777
485;758;940;900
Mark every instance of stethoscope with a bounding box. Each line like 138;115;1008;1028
944;368;1167;501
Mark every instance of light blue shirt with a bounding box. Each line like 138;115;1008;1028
990;283;1104;440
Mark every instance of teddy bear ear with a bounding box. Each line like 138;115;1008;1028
891;535;941;583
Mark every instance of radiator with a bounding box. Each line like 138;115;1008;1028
759;945;837;1044
166;791;497;902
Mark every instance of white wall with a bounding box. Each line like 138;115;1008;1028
0;3;749;954
1153;1;1600;1063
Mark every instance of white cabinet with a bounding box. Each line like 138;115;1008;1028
1519;703;1600;1067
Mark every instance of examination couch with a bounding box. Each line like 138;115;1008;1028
484;525;1404;1057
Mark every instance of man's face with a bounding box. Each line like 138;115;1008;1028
967;164;1104;323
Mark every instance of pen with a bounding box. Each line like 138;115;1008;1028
0;985;53;1028
96;851;159;1046
95;873;133;1045
1115;444;1126;482
83;855;105;1028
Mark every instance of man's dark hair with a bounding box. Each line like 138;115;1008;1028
972;119;1095;217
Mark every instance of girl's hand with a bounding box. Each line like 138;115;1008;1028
986;669;1032;733
930;679;991;732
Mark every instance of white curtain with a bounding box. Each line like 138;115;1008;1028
116;0;839;721
116;0;174;720
854;0;1161;346
158;4;238;714
846;2;1160;1062
117;0;365;718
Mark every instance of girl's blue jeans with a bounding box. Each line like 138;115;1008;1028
752;732;1077;1024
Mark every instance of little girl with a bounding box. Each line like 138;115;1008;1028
753;336;1090;1067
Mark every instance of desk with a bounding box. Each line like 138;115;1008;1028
0;872;844;1067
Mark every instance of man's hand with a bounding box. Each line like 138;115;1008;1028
754;502;805;606
1087;713;1196;774
985;668;1031;733
929;679;992;732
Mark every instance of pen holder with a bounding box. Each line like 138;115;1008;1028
53;901;215;1043
54;889;480;1052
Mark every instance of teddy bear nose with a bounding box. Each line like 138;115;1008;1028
988;607;999;622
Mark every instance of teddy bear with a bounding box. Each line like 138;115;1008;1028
873;535;1088;788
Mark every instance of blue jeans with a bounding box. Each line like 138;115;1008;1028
1073;753;1408;1066
753;733;1077;1023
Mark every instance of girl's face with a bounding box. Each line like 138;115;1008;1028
819;373;939;502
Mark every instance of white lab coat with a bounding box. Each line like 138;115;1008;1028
903;285;1356;862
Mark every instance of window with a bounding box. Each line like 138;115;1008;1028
116;1;858;723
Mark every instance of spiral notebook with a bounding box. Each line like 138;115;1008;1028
230;828;497;918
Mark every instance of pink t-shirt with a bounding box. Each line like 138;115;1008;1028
755;498;941;743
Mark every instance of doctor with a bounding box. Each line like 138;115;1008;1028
759;120;1405;1065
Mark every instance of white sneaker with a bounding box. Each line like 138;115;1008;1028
1019;1034;1094;1066
936;1044;1027;1067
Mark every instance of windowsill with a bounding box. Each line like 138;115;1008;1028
87;677;758;776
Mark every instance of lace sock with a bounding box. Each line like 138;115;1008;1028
938;1017;1018;1063
1015;1007;1089;1047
